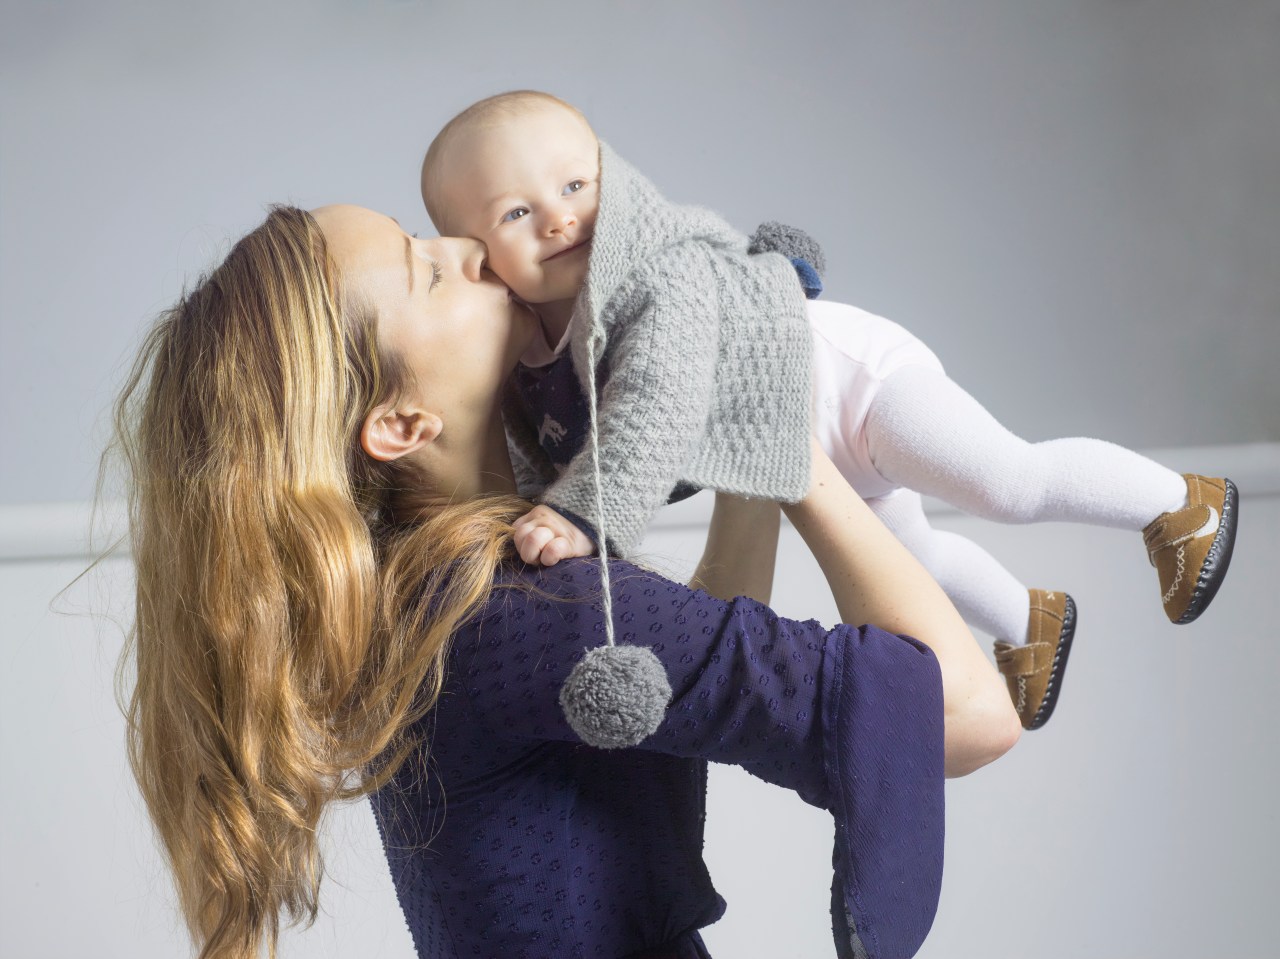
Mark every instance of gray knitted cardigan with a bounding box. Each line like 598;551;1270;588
503;143;813;555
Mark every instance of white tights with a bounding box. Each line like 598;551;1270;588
861;365;1187;644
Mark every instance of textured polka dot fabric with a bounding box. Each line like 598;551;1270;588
370;557;944;959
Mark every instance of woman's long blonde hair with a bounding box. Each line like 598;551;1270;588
112;206;523;958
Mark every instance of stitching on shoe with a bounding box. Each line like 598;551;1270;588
1179;479;1237;624
1030;596;1075;727
1163;543;1186;606
1145;507;1215;556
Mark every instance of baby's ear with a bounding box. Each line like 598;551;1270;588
360;403;442;462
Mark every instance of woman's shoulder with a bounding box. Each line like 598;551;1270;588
454;556;775;676
477;556;712;622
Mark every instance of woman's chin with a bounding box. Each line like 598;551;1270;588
512;298;539;337
499;302;537;371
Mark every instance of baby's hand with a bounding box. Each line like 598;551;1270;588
512;505;597;567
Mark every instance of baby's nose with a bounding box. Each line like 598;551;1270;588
547;208;577;234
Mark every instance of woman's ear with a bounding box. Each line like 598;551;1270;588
360;403;443;462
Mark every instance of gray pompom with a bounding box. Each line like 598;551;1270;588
748;221;827;277
559;645;673;749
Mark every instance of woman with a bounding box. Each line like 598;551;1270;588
114;204;1018;959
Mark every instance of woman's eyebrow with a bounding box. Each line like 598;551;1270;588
403;234;415;293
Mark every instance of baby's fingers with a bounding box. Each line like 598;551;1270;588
514;524;555;565
512;508;542;530
540;536;574;567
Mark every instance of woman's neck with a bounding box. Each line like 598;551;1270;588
476;413;520;496
408;409;519;507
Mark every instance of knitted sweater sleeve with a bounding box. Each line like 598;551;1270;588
541;244;721;555
452;557;946;959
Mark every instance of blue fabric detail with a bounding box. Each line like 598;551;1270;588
792;257;823;299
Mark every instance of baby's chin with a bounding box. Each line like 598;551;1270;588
512;275;583;311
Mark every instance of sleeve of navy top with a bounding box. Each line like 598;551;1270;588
452;556;945;959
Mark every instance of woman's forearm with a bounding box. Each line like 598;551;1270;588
690;493;781;605
782;441;1019;776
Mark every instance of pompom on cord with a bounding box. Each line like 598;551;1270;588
558;327;673;748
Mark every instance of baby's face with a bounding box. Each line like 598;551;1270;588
435;105;599;310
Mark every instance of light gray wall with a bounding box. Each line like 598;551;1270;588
3;2;1278;957
1;0;1277;506
3;461;1276;958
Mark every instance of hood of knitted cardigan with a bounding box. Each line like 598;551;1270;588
582;143;746;334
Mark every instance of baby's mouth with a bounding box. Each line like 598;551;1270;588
544;238;592;262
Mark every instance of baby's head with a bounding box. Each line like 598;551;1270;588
422;91;599;312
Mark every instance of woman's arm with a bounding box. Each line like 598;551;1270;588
783;439;1020;777
455;554;951;958
689;493;781;605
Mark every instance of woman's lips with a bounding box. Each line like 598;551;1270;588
544;239;591;262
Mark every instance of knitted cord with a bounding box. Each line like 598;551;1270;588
583;327;616;646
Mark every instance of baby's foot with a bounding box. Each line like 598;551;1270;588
1142;474;1239;624
994;589;1076;731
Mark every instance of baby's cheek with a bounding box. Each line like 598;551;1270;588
507;274;547;306
487;245;533;293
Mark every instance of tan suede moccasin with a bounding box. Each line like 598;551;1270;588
994;589;1077;731
1142;474;1239;625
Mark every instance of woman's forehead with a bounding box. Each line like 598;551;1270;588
313;204;398;251
313;205;408;289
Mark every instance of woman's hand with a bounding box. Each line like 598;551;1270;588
512;505;596;566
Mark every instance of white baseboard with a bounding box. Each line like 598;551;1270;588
3;443;1277;562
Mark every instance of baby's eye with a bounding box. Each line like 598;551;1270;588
501;207;529;223
563;180;586;195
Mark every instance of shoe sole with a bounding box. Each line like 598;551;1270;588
1027;594;1076;731
1175;478;1239;625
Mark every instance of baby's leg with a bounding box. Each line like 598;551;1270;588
868;489;1030;645
865;366;1186;530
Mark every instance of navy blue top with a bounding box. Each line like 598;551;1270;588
370;558;945;959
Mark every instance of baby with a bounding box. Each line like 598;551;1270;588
420;90;1239;732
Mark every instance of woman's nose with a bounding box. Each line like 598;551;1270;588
445;237;488;282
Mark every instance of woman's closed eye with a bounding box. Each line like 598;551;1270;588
410;237;444;292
